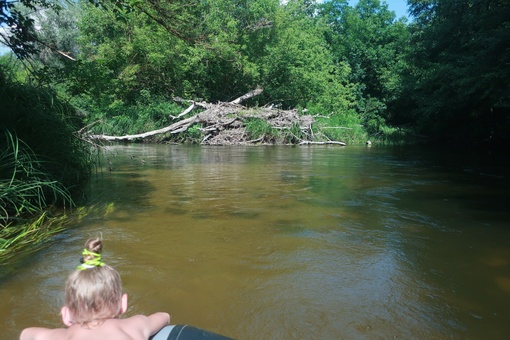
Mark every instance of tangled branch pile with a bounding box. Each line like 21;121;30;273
86;89;345;146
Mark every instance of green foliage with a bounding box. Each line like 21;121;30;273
68;0;258;105
71;2;162;103
0;211;69;268
318;0;410;123
182;124;204;144
29;1;80;70
401;0;510;143
61;0;357;114
0;54;29;82
5;0;508;149
0;0;62;58
44;0;361;144
0;68;92;224
0;203;114;272
315;113;368;144
245;117;279;142
276;121;306;144
259;0;355;112
78;89;184;138
359;97;387;135
375;125;417;145
0;131;73;226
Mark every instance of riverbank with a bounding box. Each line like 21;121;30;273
82;90;414;146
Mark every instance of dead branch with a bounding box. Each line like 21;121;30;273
321;126;353;130
170;102;195;119
299;141;347;146
83;88;346;146
88;116;197;141
230;87;263;105
57;50;76;61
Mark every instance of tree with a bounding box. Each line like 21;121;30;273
259;0;355;113
0;0;69;58
318;0;410;133
402;0;510;143
49;0;355;111
7;0;359;138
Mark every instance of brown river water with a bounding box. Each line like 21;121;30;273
1;144;510;339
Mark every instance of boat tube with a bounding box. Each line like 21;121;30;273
150;325;234;340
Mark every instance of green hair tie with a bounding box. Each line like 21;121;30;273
77;249;105;270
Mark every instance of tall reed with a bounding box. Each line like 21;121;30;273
1;64;93;261
0;131;73;226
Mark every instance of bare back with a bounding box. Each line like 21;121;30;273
20;313;170;340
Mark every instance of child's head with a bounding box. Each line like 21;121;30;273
62;237;127;326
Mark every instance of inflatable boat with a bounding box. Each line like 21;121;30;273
150;325;234;340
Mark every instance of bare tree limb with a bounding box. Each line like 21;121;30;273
170;102;195;119
57;50;76;61
83;88;346;146
88;116;197;141
299;141;347;146
230;87;263;105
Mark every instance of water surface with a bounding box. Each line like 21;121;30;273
1;145;509;339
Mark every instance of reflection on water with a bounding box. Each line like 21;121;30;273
1;145;510;339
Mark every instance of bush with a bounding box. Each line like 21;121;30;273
75;90;184;139
0;67;93;225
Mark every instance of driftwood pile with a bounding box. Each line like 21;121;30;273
86;89;345;146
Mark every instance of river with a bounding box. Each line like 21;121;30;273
1;144;509;339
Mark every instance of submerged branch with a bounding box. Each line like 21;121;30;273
298;140;347;146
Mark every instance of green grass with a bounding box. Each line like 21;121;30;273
314;113;367;144
0;212;67;265
0;131;74;227
245;118;279;142
0;65;93;261
75;90;185;140
0;202;116;276
313;111;418;145
368;125;417;145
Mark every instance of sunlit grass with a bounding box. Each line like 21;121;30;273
245;117;279;142
1;67;93;261
0;212;67;265
0;203;116;274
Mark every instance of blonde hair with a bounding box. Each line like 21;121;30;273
65;237;124;324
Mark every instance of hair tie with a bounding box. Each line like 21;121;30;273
77;249;105;270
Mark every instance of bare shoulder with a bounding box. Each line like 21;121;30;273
122;313;170;325
20;327;67;340
120;314;149;325
120;313;170;337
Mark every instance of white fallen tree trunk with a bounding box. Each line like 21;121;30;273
298;140;347;146
87;116;198;141
86;89;265;142
229;87;263;105
84;88;346;146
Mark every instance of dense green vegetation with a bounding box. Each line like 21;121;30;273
1;0;508;143
1;0;509;254
1;56;93;256
398;0;510;143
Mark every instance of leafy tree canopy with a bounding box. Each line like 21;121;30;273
402;0;510;142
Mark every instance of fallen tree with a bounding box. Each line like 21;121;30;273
85;89;346;146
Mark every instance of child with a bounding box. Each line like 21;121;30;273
20;237;170;340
